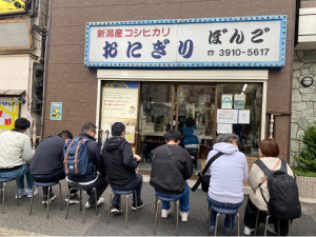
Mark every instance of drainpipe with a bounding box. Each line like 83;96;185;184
40;0;52;139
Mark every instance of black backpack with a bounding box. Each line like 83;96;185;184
255;159;301;220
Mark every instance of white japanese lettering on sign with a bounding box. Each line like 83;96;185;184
85;16;287;68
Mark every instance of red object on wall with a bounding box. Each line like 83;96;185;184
5;118;12;125
0;111;2;117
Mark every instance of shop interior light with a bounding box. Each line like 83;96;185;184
242;84;248;92
301;76;314;87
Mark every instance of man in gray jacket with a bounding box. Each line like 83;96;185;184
0;118;37;198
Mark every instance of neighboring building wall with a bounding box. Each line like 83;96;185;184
291;50;316;163
44;0;295;161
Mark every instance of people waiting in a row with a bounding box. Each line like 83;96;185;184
0;118;299;235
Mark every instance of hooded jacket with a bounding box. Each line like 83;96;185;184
150;144;193;195
102;137;138;187
67;133;106;183
0;130;33;169
205;142;248;204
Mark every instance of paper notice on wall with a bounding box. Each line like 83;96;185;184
199;95;211;103
234;94;246;109
0;97;20;133
238;110;250;124
217;123;233;134
217;109;238;124
221;94;233;109
125;125;135;143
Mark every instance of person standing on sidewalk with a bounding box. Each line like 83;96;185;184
30;130;80;204
102;122;144;214
0;118;37;198
150;130;193;222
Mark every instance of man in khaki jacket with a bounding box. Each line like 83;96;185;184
244;138;294;236
0;118;37;198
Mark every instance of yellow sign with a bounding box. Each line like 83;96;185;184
0;97;19;131
0;0;26;15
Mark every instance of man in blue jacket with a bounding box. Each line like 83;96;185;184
67;123;108;208
102;122;144;214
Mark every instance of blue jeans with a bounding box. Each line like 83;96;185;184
156;181;190;212
0;164;34;190
207;196;242;230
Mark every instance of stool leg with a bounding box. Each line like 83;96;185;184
214;213;220;236
237;213;240;237
288;220;291;236
29;185;36;215
176;200;179;236
94;188;98;216
255;210;259;236
208;207;212;226
108;193;112;224
1;183;5;214
83;191;87;223
230;215;233;236
79;190;82;212
264;215;270;236
153;198;160;235
125;195;129;229
65;188;72;219
119;195;122;215
278;220;280;236
47;186;51;219
135;190;138;220
59;182;62;211
15;180;19;206
174;201;177;225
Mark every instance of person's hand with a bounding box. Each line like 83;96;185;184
135;167;139;174
134;154;141;162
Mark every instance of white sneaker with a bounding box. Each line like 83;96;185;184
15;189;27;199
180;211;189;222
85;197;104;208
25;188;38;198
267;224;277;235
161;208;171;218
244;226;255;235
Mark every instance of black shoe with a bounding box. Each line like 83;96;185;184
131;200;144;210
111;204;120;214
65;193;81;204
42;193;56;204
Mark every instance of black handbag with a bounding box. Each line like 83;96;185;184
191;152;223;192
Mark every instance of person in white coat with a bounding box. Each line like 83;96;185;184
0;118;37;198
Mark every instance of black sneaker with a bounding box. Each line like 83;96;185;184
111;204;120;214
131;200;144;210
42;193;56;204
65;193;81;204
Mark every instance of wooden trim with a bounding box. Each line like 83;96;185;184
213;84;219;145
171;83;175;130
135;82;141;154
175;84;180;131
266;111;291;115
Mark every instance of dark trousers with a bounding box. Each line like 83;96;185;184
85;175;108;205
111;173;143;205
244;199;292;236
31;170;76;196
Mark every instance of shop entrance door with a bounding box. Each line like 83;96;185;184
137;82;217;175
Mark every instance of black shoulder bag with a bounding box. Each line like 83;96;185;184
191;152;223;192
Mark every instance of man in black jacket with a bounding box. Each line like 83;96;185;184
150;130;193;222
67;123;108;208
30;130;78;204
102;122;144;214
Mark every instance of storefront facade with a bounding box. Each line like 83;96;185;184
44;0;296;179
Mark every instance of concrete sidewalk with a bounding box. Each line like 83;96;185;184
0;179;315;236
